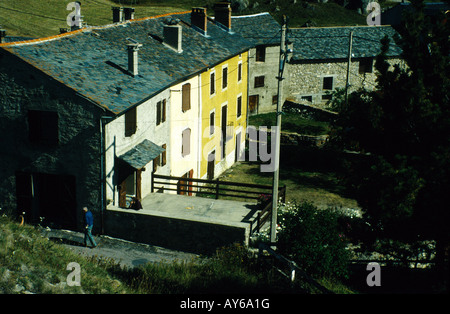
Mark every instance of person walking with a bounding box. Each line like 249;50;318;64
83;207;97;248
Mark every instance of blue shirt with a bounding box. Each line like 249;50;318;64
85;211;94;227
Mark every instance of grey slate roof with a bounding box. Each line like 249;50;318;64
1;12;253;115
288;26;403;61
231;13;281;46
118;139;165;169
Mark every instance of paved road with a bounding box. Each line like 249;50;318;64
41;228;200;268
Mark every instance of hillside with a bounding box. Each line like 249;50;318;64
0;0;367;38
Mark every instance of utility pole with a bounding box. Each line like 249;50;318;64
344;31;353;106
270;15;289;246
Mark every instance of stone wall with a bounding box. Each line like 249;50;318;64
0;50;105;232
287;58;404;108
105;208;249;254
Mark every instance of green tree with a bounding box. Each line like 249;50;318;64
277;202;350;279
329;0;450;272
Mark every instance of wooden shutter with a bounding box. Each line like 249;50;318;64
162;144;167;166
237;96;242;118
222;67;227;89
210;72;215;95
182;83;191;112
125;107;137;137
238;63;242;81
162;99;166;123
210;111;215;135
182;128;191;157
156;101;161;125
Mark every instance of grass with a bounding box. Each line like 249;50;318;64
0;215;355;294
249;112;331;136
0;215;129;293
0;0;367;38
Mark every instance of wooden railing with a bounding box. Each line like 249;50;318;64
151;174;286;234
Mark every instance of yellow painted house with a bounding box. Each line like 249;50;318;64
200;52;248;179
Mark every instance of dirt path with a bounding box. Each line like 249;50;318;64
41;228;200;268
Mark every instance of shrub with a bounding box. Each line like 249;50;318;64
276;201;350;279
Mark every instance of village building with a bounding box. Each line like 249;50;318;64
0;5;252;238
231;12;404;112
231;13;282;115
286;25;404;108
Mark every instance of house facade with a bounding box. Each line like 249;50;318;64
199;52;249;180
286;26;404;107
0;5;253;232
231;13;404;112
231;13;283;115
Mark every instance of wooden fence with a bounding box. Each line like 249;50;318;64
151;174;286;234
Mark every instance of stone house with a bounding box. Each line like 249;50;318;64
231;12;283;115
0;7;252;233
286;25;404;107
231;13;404;113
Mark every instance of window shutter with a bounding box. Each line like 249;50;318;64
210;111;215;135
182;128;191;157
237;96;242;118
162;99;166;123
238;63;242;81
182;83;191;112
222;67;227;89
125;107;137;137
156;101;161;125
162;144;167;166
210;72;215;95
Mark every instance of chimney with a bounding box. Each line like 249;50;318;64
127;43;142;77
112;7;123;23
214;2;231;30
123;7;135;21
0;29;6;44
163;24;183;53
191;7;207;35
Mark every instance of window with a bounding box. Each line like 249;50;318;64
28;110;59;145
210;72;215;95
272;95;278;106
237;96;242;118
125;107;137;137
359;58;374;74
249;95;259;114
222;67;228;90
301;95;313;103
209;111;215;136
322;76;333;90
153;143;167;172
254;75;265;88
182;83;191;112
156;99;166;126
237;62;242;82
255;45;266;62
182;128;191;157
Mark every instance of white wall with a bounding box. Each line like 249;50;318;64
104;89;171;206
169;75;201;182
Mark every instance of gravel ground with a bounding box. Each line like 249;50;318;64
41;228;200;268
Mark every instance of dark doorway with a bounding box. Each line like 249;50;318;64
117;158;141;208
15;172;77;229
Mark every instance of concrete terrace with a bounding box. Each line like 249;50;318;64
105;193;262;254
